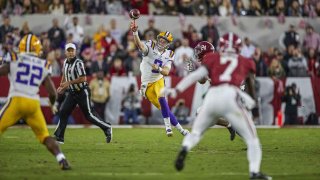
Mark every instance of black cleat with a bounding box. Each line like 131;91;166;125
175;147;188;171
54;136;64;144
59;159;71;170
227;126;236;141
250;172;272;180
105;127;112;143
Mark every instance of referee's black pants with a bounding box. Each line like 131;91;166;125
54;88;112;141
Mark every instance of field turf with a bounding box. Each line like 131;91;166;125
0;127;319;180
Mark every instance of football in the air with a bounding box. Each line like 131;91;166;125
129;9;140;20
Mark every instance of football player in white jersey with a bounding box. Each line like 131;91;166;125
0;34;71;170
130;20;189;136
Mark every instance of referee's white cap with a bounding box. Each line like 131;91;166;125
65;43;76;51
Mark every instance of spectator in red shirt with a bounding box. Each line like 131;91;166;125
109;58;126;76
100;30;117;58
306;48;320;77
131;0;149;14
263;47;276;66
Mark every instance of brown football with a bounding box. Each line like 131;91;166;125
129;9;140;20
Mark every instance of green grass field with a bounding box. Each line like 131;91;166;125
0;127;320;180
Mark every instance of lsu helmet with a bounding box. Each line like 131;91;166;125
156;31;173;50
19;34;43;56
219;32;242;53
194;41;215;62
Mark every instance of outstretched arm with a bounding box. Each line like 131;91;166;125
187;60;209;84
176;66;209;93
130;20;148;54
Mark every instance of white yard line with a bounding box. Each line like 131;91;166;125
7;124;320;129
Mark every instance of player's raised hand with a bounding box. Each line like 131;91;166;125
130;20;138;32
160;87;178;99
186;59;194;72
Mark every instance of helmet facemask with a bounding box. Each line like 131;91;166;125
156;37;170;51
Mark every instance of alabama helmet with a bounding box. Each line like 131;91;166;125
194;41;215;62
19;34;43;56
219;32;242;53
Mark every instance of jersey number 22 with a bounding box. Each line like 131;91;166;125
16;62;43;87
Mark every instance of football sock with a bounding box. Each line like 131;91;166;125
163;118;171;129
174;123;184;132
159;97;170;118
247;138;261;173
56;153;66;162
169;111;179;126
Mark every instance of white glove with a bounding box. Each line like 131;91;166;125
139;84;147;98
240;84;246;91
237;89;256;110
160;87;178;98
186;59;195;72
48;101;59;114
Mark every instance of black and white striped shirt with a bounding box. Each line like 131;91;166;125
63;57;88;91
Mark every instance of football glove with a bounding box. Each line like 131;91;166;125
186;59;195;72
48;101;59;114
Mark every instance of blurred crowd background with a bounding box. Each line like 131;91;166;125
0;0;320;79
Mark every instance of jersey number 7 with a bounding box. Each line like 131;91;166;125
219;56;238;81
151;59;163;73
16;62;43;87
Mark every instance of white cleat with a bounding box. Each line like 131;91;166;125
180;129;190;136
166;128;173;137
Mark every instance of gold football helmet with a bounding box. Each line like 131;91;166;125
157;31;173;43
156;31;173;50
19;34;43;56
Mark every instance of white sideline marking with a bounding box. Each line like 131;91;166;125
66;172;249;176
7;125;320;129
64;171;318;177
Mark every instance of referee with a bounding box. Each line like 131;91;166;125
54;43;112;144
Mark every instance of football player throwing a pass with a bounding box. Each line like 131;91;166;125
130;20;189;137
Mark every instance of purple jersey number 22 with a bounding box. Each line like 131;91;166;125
16;62;43;87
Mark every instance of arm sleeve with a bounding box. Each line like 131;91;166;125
76;61;86;76
176;66;209;93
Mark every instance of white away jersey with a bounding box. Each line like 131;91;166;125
140;40;174;83
3;52;52;100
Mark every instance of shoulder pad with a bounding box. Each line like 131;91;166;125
3;52;18;62
145;40;156;50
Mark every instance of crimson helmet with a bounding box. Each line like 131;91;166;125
194;41;215;62
219;32;242;53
